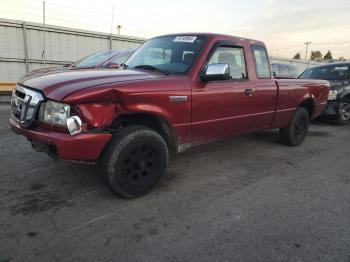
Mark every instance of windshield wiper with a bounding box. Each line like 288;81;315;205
134;65;169;75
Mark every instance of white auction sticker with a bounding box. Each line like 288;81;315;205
173;36;198;43
334;67;348;70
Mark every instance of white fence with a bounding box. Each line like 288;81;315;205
0;18;145;82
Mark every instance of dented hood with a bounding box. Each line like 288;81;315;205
18;69;165;101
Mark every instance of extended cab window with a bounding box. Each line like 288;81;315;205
208;46;247;79
272;64;279;75
252;46;271;78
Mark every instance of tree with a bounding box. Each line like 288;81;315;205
324;50;333;59
293;53;301;60
310;51;322;60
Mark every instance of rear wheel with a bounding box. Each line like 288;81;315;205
336;98;350;125
99;126;168;198
279;107;310;146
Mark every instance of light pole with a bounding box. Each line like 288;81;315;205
304;42;312;60
42;1;46;65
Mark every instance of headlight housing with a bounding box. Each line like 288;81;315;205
328;90;338;101
39;100;70;126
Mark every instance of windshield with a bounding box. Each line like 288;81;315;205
300;64;349;81
124;35;206;75
73;51;113;68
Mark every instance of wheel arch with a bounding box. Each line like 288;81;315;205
339;90;350;101
108;113;178;153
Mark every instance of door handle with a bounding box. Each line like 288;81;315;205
245;88;254;96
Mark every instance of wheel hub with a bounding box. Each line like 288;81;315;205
340;103;350;121
122;145;157;185
134;156;146;170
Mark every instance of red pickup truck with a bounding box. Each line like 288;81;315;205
10;33;329;198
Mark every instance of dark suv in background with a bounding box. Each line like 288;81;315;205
300;62;350;124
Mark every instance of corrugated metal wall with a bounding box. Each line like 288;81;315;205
0;18;145;82
1;17;323;83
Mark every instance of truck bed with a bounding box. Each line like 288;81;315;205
271;78;330;128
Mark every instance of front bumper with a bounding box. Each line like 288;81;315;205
323;101;340;117
9;116;112;161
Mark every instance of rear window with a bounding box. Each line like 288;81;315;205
252;46;271;78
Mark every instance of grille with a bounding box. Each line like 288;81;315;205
10;85;44;127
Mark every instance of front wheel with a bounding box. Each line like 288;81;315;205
99;126;169;198
336;98;350;125
279;107;310;146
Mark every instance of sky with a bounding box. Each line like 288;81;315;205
1;0;349;59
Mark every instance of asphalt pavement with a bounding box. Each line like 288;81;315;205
0;103;349;262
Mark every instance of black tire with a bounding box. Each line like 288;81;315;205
336;98;350;125
279;107;310;146
99;126;168;198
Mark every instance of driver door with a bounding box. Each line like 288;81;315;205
191;43;256;143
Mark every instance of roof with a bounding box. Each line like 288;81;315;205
309;62;350;69
154;32;265;46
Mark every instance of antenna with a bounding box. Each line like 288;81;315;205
108;5;115;63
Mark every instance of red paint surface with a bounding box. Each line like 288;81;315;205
10;117;111;160
13;33;330;161
76;103;119;128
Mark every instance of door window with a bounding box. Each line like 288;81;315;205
207;46;247;79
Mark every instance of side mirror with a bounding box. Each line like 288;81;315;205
273;71;277;77
201;63;230;82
